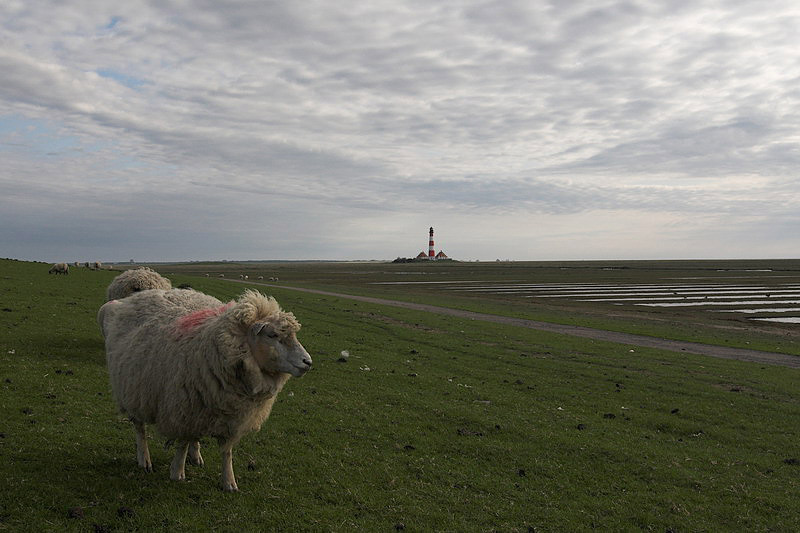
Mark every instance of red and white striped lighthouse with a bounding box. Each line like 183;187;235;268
428;227;435;259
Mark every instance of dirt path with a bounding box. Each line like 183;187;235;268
241;281;800;369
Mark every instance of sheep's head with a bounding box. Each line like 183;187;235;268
247;319;312;377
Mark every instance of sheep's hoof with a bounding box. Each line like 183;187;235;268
170;470;186;482
221;481;239;492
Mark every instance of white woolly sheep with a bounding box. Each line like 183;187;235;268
49;263;69;275
74;261;80;267
94;261;102;270
97;288;312;491
106;267;172;301
258;276;264;280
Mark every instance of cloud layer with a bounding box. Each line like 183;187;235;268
2;0;799;261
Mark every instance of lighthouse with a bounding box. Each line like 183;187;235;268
410;227;448;261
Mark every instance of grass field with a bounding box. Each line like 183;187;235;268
2;258;800;531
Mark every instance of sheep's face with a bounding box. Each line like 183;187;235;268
247;322;312;377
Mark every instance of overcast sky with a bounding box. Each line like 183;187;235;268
2;1;799;262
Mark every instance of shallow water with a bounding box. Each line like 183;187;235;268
579;292;800;302
637;300;800;307
575;289;790;296
371;279;800;321
718;308;800;314
457;285;771;294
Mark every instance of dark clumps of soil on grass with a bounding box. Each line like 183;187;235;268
457;428;484;437
93;524;111;533
117;506;135;518
783;458;800;465
66;507;84;519
603;413;616;419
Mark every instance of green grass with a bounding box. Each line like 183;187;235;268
2;259;800;531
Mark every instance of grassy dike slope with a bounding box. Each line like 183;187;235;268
1;258;800;531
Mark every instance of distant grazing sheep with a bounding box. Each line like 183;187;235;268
106;267;172;301
218;274;225;278
97;288;312;491
49;263;69;275
74;261;80;267
239;275;244;279
258;276;264;280
85;262;91;269
94;261;102;270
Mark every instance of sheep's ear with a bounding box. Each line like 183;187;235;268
235;358;266;395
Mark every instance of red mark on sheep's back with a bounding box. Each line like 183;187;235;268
175;302;234;334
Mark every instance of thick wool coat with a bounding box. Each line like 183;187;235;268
98;289;300;443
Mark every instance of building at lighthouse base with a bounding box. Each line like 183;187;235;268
392;250;452;263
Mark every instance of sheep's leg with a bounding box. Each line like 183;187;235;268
170;441;190;481
188;440;204;466
218;437;239;492
133;420;152;472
